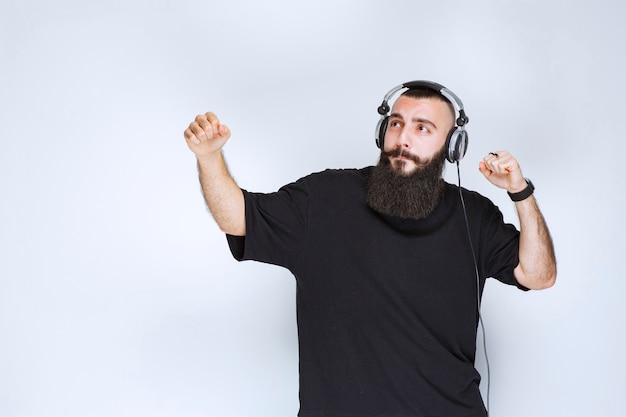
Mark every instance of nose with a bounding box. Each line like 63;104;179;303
396;126;411;149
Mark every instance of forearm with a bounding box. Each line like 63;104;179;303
513;195;557;290
197;151;246;236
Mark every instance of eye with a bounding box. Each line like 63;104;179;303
417;125;430;134
389;120;402;128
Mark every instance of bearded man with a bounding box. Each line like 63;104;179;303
183;81;556;417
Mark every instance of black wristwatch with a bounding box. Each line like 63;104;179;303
507;178;534;202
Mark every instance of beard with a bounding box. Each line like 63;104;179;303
366;147;446;220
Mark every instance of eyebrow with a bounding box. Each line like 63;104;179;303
389;113;438;130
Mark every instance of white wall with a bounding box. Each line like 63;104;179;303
1;0;624;416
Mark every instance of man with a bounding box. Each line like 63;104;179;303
184;81;556;417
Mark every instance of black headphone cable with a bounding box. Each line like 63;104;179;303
456;161;491;417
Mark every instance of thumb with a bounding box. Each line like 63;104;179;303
478;161;491;177
218;124;230;138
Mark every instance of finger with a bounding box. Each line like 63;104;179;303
483;152;498;166
482;155;499;173
184;127;201;145
478;161;494;178
194;114;215;137
204;112;221;135
493;152;517;174
495;150;510;159
483;152;513;174
183;128;198;141
188;121;211;142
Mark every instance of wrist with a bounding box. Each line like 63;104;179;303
196;150;224;165
508;178;534;202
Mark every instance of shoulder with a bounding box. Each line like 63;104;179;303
442;182;510;226
445;182;497;210
292;167;371;189
244;168;370;198
277;167;371;206
300;167;370;181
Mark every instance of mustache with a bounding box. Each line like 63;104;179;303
381;148;420;163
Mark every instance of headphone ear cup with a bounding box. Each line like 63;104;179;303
446;128;468;163
375;116;389;149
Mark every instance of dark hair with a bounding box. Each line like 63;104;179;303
401;87;456;121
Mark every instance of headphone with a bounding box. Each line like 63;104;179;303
375;80;470;163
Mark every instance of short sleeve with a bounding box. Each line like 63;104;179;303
478;199;528;291
225;178;310;271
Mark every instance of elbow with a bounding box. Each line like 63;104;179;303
515;263;557;290
538;261;558;290
211;204;246;236
218;221;246;237
546;268;557;288
535;271;557;290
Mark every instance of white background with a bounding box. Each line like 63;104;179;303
1;1;624;416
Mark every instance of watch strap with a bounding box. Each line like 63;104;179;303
508;178;534;202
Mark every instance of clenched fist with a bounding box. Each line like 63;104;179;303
184;112;231;158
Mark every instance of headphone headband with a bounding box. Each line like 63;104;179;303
377;80;468;125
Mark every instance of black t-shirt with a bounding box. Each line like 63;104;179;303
227;167;523;417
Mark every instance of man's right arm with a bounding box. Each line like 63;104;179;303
184;112;246;236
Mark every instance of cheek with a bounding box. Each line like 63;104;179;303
414;138;446;160
382;130;398;148
430;135;449;153
383;140;401;154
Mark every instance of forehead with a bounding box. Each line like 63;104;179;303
390;95;455;124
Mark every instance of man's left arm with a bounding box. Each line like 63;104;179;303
479;150;557;290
